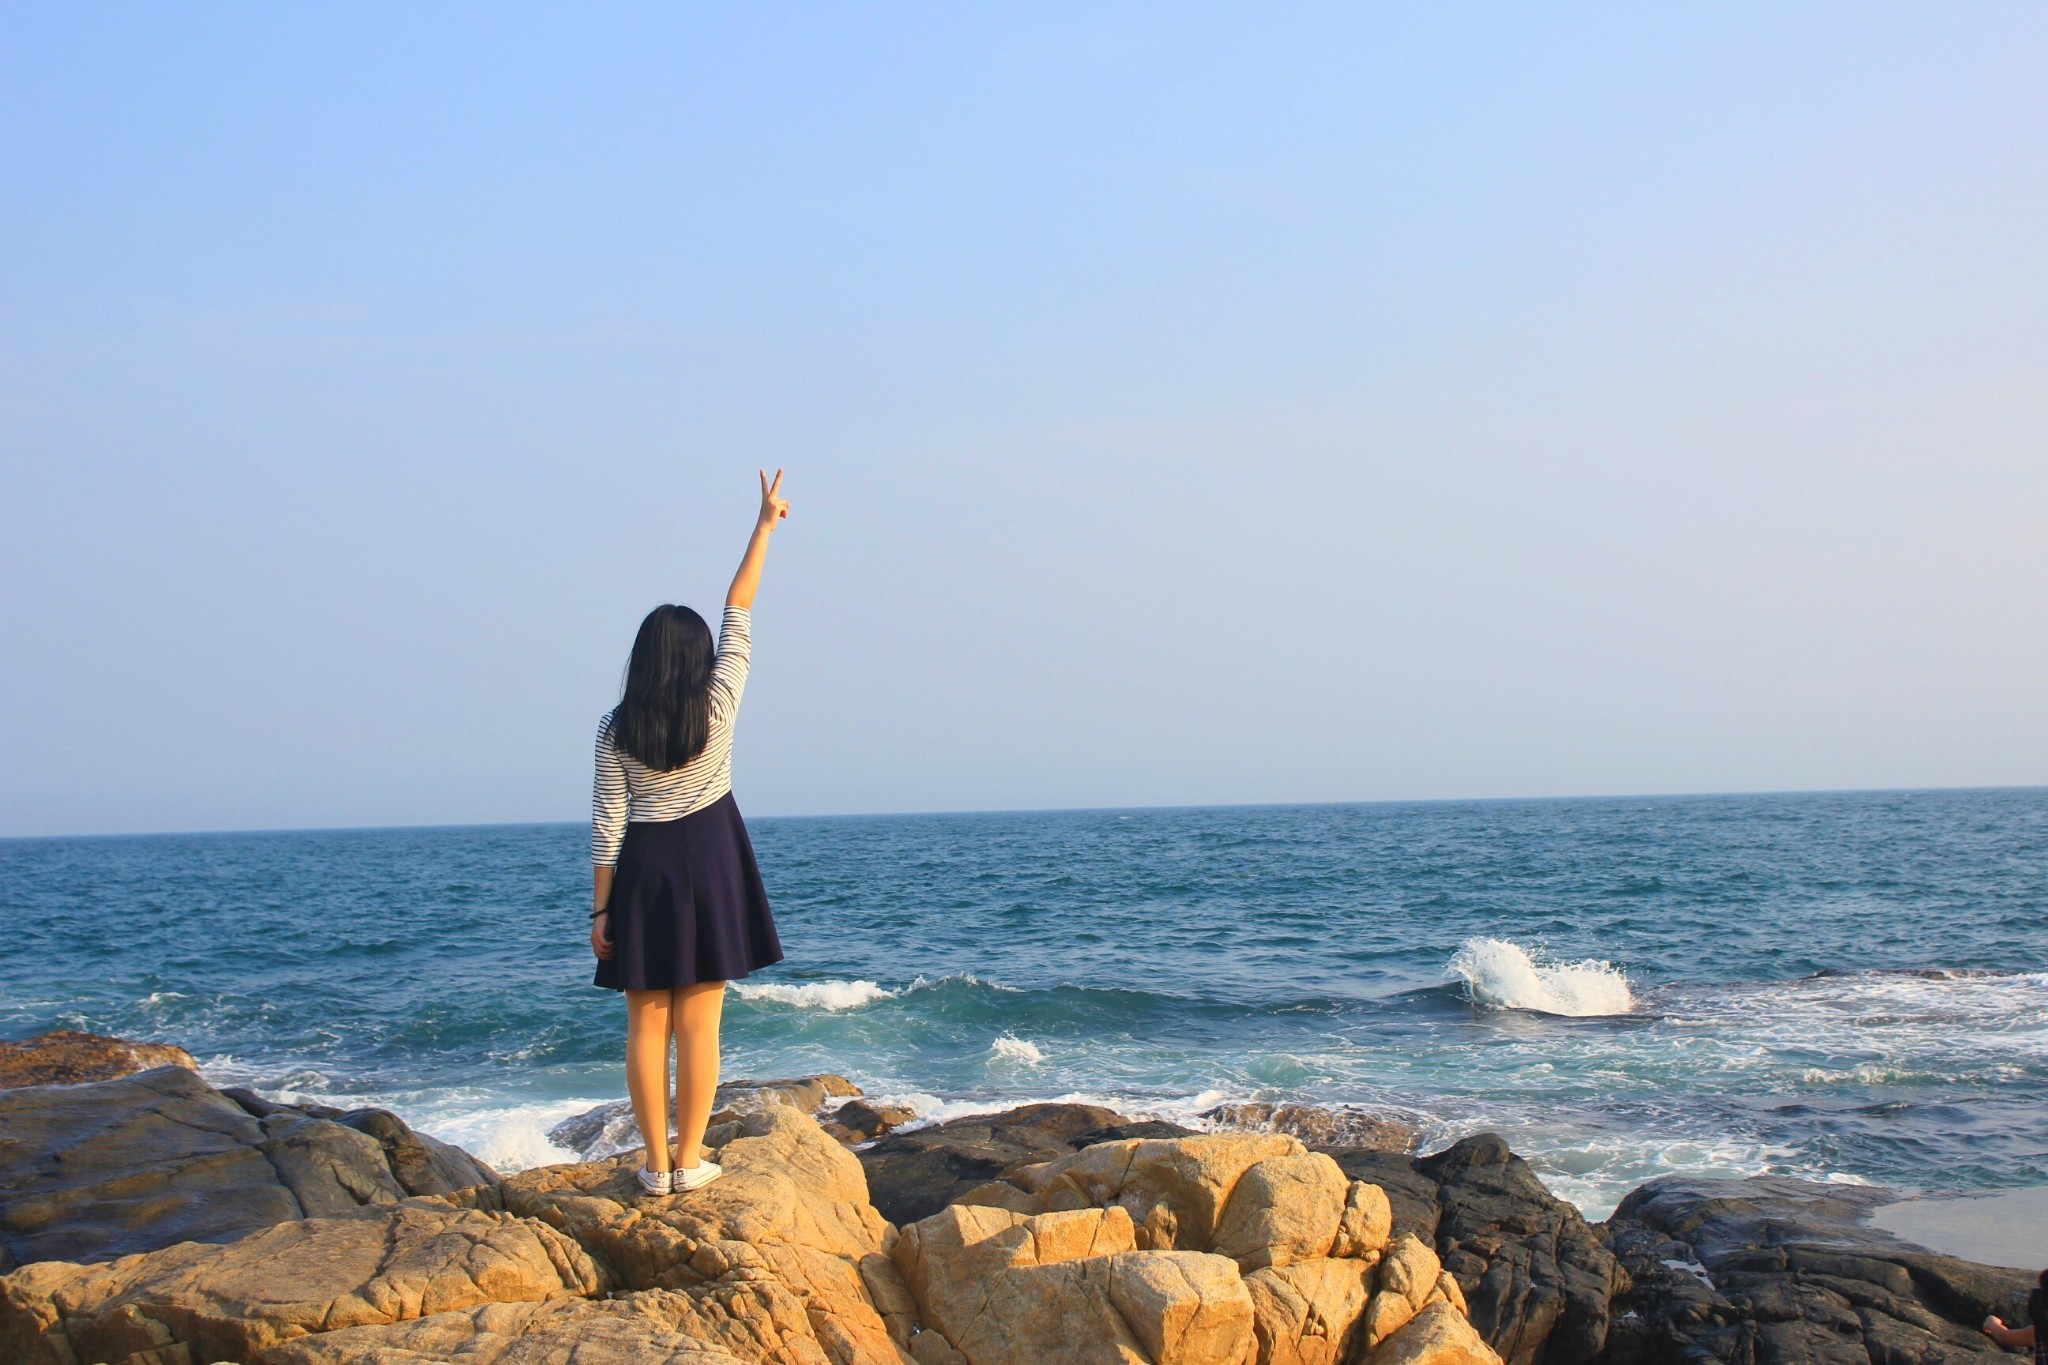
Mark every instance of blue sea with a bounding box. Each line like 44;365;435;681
5;789;2045;1219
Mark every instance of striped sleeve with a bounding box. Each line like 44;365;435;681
592;712;629;866
707;605;752;718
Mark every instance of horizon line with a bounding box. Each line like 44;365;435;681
4;781;2044;844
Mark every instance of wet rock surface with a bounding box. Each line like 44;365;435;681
1597;1175;2029;1365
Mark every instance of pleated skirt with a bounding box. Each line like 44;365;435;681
594;792;784;992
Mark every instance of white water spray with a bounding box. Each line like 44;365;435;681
1448;937;1636;1016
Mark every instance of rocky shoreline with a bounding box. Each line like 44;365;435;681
0;1031;2035;1364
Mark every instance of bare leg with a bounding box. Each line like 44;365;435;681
624;989;675;1174
671;981;726;1171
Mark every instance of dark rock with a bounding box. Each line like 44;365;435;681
0;1065;498;1269
215;1089;495;1198
854;1101;1131;1226
1202;1099;1420;1152
1309;1132;1617;1365
1419;1134;1618;1365
336;1108;500;1196
0;1030;199;1089
221;1086;344;1122
827;1098;919;1143
1599;1175;2027;1364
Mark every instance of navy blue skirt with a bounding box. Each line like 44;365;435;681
594;792;784;992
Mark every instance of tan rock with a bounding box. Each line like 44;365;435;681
861;1253;920;1349
949;1182;1039;1215
1138;1202;1180;1252
1376;1235;1442;1311
0;1031;198;1089
949;1257;1149;1364
666;1253;851;1364
0;1202;601;1365
1356;1291;1418;1354
1105;1251;1257;1365
891;1205;1138;1344
893;1202;1255;1365
253;1291;753;1363
1430;1270;1467;1316
502;1105;908;1365
1013;1140;1146;1211
1361;1300;1503;1365
1018;1133;1303;1251
1208;1153;1350;1271
504;1105;892;1282
1242;1258;1374;1365
1331;1182;1393;1260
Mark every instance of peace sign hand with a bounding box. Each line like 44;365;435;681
758;469;791;529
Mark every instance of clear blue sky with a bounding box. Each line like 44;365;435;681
3;4;2044;836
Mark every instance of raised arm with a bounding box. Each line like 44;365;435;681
726;469;791;610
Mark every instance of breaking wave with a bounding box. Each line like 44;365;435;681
1448;937;1636;1017
729;979;898;1011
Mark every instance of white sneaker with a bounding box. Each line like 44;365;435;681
672;1160;723;1192
636;1165;672;1196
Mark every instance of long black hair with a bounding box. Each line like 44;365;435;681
610;605;715;771
2031;1268;2046;1331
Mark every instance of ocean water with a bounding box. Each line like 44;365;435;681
4;789;2045;1219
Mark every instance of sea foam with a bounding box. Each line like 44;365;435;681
989;1035;1045;1065
1448;937;1635;1017
729;979;897;1011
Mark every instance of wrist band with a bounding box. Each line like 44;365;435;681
590;907;609;919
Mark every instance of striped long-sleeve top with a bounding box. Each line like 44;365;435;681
592;605;751;865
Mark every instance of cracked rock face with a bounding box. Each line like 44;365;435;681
252;1292;759;1364
0;1201;603;1365
892;1204;1256;1365
0;1065;499;1271
895;1132;1502;1365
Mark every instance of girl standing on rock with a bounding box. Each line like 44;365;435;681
590;471;791;1196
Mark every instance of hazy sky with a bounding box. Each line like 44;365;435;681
3;4;2044;837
